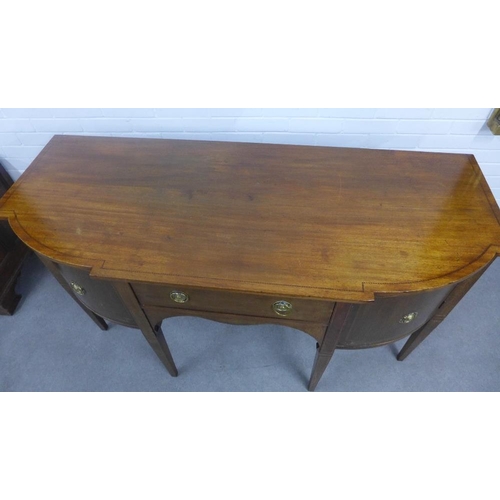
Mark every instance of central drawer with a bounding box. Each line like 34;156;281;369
132;283;335;324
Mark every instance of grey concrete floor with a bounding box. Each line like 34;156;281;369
1;254;499;391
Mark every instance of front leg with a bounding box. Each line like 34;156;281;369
113;282;178;377
308;303;359;391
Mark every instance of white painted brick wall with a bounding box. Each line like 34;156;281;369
1;108;499;203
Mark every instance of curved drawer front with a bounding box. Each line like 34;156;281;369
56;263;136;327
132;283;334;325
338;285;454;348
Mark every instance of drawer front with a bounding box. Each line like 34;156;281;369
57;263;136;327
132;283;334;324
338;285;454;348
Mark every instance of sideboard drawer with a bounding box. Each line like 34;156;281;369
56;263;136;327
132;283;335;324
338;285;455;348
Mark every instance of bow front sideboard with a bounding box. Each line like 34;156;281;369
1;135;499;390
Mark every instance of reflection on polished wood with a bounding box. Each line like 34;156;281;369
1;135;499;389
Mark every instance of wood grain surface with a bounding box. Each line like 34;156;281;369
1;135;500;301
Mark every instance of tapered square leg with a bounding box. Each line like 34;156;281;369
113;281;178;377
0;282;21;315
308;343;336;391
397;321;439;361
145;323;178;377
308;303;359;391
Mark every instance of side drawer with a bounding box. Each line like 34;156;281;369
56;263;136;327
338;284;455;348
132;283;335;324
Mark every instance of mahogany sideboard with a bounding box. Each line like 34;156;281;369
1;135;499;390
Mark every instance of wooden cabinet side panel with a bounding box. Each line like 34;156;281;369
397;262;493;361
337;285;454;348
57;264;137;327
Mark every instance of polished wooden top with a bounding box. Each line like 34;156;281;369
1;135;500;301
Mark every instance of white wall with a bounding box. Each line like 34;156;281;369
1;108;499;201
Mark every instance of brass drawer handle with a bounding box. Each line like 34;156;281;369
170;290;189;304
399;312;418;324
273;300;293;316
70;281;86;296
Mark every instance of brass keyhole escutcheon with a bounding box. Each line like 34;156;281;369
399;312;418;324
70;281;86;296
273;300;293;316
170;291;189;304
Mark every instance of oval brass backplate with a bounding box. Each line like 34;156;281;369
399;312;418;324
273;300;293;316
170;291;189;304
70;281;86;296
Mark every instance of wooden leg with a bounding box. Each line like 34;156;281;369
308;303;359;391
308;343;335;392
397;319;440;361
397;263;491;361
38;254;108;331
113;282;178;377
77;307;108;331
0;240;30;315
0;163;31;315
0;282;21;315
77;301;108;331
152;323;178;377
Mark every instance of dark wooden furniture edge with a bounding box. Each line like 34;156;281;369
0;240;30;315
0;162;31;315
